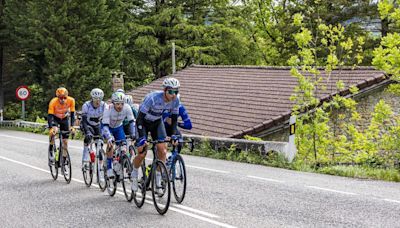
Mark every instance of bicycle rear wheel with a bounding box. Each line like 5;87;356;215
121;155;134;202
171;154;187;203
151;160;171;215
82;161;93;187
62;152;72;184
48;146;58;180
133;162;146;208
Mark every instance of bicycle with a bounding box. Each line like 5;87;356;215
166;137;194;203
104;140;134;201
48;129;73;184
82;135;107;191
133;139;171;215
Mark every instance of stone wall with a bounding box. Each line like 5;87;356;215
257;81;399;142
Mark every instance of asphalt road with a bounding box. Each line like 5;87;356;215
1;129;400;228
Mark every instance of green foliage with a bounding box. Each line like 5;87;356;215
4;102;20;120
244;135;263;141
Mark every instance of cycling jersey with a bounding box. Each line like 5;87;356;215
102;103;135;142
48;97;75;119
140;91;180;122
163;103;192;130
102;103;134;128
81;101;106;126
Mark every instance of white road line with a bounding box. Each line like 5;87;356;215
172;204;220;218
247;175;284;183
0;134;81;149
186;165;230;174
1;134;231;175
306;186;358;195
384;199;400;204
0;155;234;228
0;134;48;144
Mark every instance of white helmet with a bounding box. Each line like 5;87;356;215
111;91;125;103
124;94;134;106
116;88;125;94
162;77;180;89
90;88;104;100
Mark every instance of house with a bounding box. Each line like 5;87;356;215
128;65;392;141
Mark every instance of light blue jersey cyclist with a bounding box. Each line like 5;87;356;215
102;91;135;178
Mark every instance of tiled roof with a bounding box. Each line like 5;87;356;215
128;65;387;138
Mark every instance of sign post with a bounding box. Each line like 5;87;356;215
16;85;30;120
288;115;297;162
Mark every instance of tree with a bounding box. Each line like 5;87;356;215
4;0;131;118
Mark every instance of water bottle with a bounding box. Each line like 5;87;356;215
145;165;151;178
113;160;121;176
166;155;172;168
55;148;59;162
90;150;95;163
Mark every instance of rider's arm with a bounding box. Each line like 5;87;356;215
48;98;56;127
178;105;192;130
128;120;136;138
136;111;147;140
171;114;178;135
80;103;90;134
101;105;112;140
70;112;75;127
170;99;180;135
69;97;76;126
47;114;56;127
125;105;136;138
81;114;90;134
102;124;112;140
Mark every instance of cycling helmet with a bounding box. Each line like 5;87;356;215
116;88;125;94
162;77;180;89
90;88;104;100
124;94;134;106
111;91;125;103
56;87;68;97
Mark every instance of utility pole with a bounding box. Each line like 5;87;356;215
172;42;176;74
0;0;5;112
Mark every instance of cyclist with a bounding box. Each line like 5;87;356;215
131;77;181;193
48;87;76;167
123;95;139;138
80;88;106;181
163;94;192;154
102;91;136;179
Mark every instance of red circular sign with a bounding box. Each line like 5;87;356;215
16;85;30;101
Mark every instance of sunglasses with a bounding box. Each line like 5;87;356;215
59;97;67;100
167;90;179;95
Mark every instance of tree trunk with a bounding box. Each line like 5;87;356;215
381;18;389;37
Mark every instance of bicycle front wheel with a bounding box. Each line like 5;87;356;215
62;152;72;184
171;154;187;203
97;149;107;192
121;155;134;202
151;160;171;215
133;161;146;208
82;161;93;187
106;170;117;196
48;146;58;180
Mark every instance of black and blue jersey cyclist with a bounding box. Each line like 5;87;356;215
131;77;181;194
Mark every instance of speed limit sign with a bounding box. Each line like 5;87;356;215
16;85;30;101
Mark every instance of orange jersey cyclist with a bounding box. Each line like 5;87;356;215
48;87;76;164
